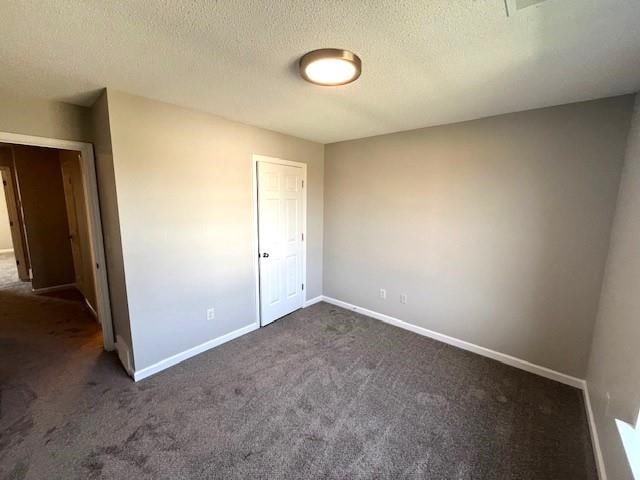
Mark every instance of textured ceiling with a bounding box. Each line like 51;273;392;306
0;0;639;143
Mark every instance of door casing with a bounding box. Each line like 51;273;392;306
61;159;84;287
252;154;307;327
0;131;115;351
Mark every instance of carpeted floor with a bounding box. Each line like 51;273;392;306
1;290;597;479
0;251;24;292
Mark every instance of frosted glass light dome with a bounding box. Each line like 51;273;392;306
299;49;362;86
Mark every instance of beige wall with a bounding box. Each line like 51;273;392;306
0;149;12;253
324;96;634;378
13;145;75;289
89;91;133;353
107;90;324;370
586;96;640;480
0;181;11;250
0;89;91;142
106;90;324;370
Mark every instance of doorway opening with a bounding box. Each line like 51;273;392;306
0;164;25;288
0;132;114;351
253;154;307;327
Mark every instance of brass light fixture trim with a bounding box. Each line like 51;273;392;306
299;48;362;86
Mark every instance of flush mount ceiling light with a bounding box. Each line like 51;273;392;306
299;49;362;86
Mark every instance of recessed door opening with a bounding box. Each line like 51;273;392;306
0;163;27;288
254;155;307;327
0;133;114;351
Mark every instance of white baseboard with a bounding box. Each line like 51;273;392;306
32;282;76;294
321;296;585;389
133;323;259;382
0;248;14;254
309;296;606;478
303;295;323;308
583;383;608;480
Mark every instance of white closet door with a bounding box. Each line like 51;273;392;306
257;161;304;326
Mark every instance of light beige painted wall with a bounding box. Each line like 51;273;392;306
586;95;640;480
0;181;11;250
0;89;91;142
0;149;13;253
106;90;324;370
13;145;75;289
89;91;133;354
324;96;634;378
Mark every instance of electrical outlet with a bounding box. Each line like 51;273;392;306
379;288;386;300
400;294;408;304
207;307;215;321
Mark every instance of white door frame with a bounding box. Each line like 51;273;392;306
252;154;307;327
0;131;115;351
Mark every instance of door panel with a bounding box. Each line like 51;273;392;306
59;151;98;310
257;161;304;326
61;161;83;287
285;254;297;297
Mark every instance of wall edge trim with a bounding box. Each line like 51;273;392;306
116;335;134;377
583;382;608;480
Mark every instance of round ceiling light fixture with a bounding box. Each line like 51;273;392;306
299;48;362;86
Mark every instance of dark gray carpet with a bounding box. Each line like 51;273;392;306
1;293;597;479
0;252;24;292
